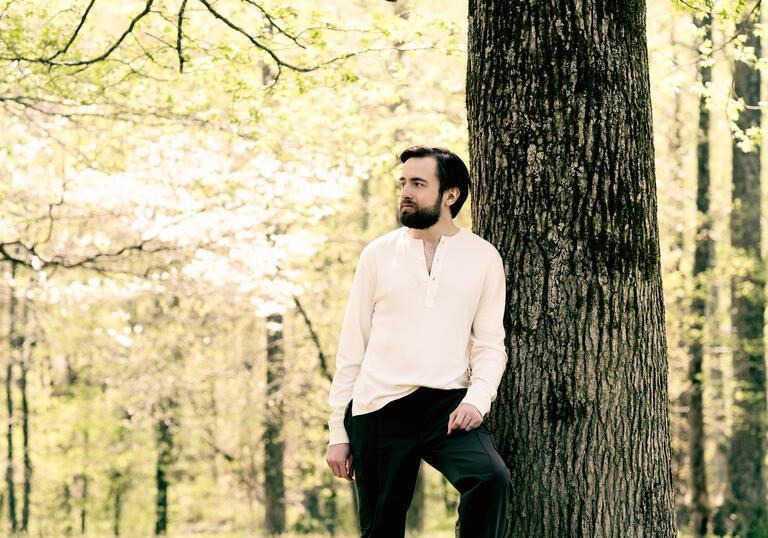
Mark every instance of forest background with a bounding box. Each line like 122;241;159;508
0;0;763;536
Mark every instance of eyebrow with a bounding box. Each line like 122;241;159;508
398;176;429;182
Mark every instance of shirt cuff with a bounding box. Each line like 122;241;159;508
460;389;492;417
329;426;350;446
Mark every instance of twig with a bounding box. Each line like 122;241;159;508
675;0;710;13
241;0;306;49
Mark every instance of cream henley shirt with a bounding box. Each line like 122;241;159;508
328;226;507;446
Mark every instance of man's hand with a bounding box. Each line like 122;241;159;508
447;403;483;435
326;443;355;481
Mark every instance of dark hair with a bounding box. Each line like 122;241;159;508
399;146;470;218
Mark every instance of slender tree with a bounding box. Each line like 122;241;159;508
264;313;286;535
467;1;676;535
723;5;768;536
110;468;124;536
154;398;176;535
20;286;31;532
6;260;17;533
686;5;714;536
666;17;689;530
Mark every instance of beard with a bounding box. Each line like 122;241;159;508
399;193;442;229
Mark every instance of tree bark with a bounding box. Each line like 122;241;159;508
724;6;768;536
264;313;285;535
467;1;676;535
687;7;713;537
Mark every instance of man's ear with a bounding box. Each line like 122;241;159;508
444;187;460;207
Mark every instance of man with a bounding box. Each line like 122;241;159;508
325;146;510;537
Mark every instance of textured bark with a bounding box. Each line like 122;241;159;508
5;260;17;533
687;8;712;537
264;313;285;535
467;1;676;536
724;7;768;536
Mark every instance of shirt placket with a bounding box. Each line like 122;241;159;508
424;238;445;308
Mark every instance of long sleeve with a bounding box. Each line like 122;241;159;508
327;246;377;445
461;251;507;416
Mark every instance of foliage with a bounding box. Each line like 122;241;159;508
0;0;468;535
2;0;765;535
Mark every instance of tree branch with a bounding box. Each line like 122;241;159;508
46;0;98;61
293;297;332;383
0;239;176;270
0;0;154;67
42;178;68;244
671;1;759;68
196;0;307;77
240;0;306;49
202;433;235;463
0;94;260;141
675;0;710;13
2;0;440;89
177;0;188;73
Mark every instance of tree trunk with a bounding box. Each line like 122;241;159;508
6;260;17;533
111;470;123;536
467;1;676;535
79;471;88;535
724;7;768;536
62;482;72;535
154;399;175;535
687;7;713;537
110;421;127;537
264;313;285;535
666;19;689;531
20;294;31;532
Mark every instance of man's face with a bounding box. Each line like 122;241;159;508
398;157;443;229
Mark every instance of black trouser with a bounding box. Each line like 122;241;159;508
344;387;510;538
